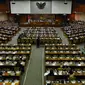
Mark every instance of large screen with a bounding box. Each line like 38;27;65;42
10;1;30;14
10;0;72;14
52;1;72;14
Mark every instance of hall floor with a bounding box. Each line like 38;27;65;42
7;27;85;85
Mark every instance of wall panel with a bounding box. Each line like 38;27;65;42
73;4;85;12
75;13;85;21
0;4;9;12
0;13;8;21
52;1;72;14
30;1;51;14
10;1;30;14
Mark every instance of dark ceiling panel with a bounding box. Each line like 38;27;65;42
11;0;72;1
0;0;5;3
76;0;85;4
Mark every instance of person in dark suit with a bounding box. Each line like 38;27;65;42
49;69;54;76
69;69;74;75
36;36;40;48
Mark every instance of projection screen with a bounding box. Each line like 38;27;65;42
52;0;72;14
10;1;30;14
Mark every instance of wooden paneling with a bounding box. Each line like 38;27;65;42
20;23;61;27
55;15;64;25
75;13;85;21
19;14;64;27
72;0;85;13
0;13;8;21
67;13;75;21
73;3;85;12
0;4;9;12
20;15;27;23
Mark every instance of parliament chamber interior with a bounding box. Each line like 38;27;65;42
0;0;85;85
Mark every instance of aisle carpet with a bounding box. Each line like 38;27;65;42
55;28;69;44
23;45;44;85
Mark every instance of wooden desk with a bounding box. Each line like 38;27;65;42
54;83;82;85
45;48;80;51
45;52;80;55
45;44;76;47
46;58;85;61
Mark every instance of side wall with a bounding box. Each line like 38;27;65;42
0;13;8;21
75;13;85;21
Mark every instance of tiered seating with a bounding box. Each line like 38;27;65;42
17;27;62;44
0;21;18;27
81;46;85;54
44;44;85;85
0;21;20;44
0;44;31;85
62;21;85;44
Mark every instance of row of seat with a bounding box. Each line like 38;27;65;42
62;21;85;44
0;21;20;44
0;21;18;27
44;44;85;85
17;27;62;44
0;44;31;85
0;80;19;85
0;27;20;44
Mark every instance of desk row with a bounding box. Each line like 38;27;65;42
46;61;85;66
46;80;85;85
0;51;30;54
46;56;85;61
45;51;81;54
0;44;31;46
0;46;31;50
0;70;21;76
45;44;76;46
0;79;19;85
45;69;85;76
0;61;25;66
45;47;80;51
0;55;28;61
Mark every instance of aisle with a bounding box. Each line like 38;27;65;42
56;28;69;44
23;45;44;85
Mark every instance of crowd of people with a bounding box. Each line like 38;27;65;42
0;21;20;44
18;27;62;46
0;44;31;85
62;21;85;44
45;44;85;85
